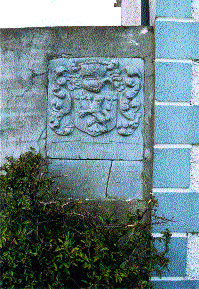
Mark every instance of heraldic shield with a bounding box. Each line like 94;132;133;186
48;57;143;137
73;60;118;136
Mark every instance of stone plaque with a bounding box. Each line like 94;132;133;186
47;57;145;200
47;58;144;161
44;23;155;201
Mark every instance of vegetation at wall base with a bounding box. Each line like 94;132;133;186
0;148;171;289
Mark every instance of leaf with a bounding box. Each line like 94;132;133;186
93;257;99;262
71;247;79;254
12;238;18;245
53;262;58;271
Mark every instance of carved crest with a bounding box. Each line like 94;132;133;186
48;58;143;137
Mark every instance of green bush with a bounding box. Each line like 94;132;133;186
0;149;171;289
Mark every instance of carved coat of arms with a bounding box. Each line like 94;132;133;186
48;58;143;137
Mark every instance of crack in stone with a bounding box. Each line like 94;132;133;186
105;161;113;197
31;71;46;77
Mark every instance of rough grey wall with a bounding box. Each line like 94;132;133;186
0;26;154;201
1;28;51;163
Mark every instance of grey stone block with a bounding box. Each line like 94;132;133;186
48;140;143;161
107;161;143;200
48;159;111;199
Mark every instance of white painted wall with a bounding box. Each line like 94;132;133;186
0;0;121;28
192;0;199;22
121;0;141;26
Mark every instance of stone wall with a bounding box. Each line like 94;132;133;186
1;28;49;162
0;26;154;201
150;0;199;287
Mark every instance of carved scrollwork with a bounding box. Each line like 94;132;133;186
49;65;74;136
117;67;142;136
48;58;143;137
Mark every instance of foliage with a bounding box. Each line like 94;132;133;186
0;148;171;289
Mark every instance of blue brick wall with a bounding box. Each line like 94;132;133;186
156;0;192;18
152;280;199;289
156;62;192;102
156;21;199;59
153;193;199;233
153;237;188;277
155;106;199;144
153;0;199;286
153;149;190;188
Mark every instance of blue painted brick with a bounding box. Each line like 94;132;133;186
153;149;190;188
153;237;187;277
152;280;199;289
156;0;192;18
156;21;199;59
155;106;199;144
152;192;199;233
156;62;192;102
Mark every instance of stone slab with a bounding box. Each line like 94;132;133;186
48;159;111;199
48;141;143;161
155;106;199;144
48;159;143;200
106;161;143;200
152;192;199;233
156;21;199;60
153;149;190;188
153;237;187;277
155;62;192;102
156;0;192;18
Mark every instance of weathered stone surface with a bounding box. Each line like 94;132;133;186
106;161;143;200
48;159;111;199
0;29;49;165
48;141;143;161
0;26;154;200
48;159;143;200
0;141;40;167
47;57;144;160
1;113;45;143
